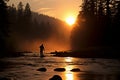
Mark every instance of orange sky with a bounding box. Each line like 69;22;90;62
8;0;82;21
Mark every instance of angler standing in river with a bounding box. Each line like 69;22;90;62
39;44;45;57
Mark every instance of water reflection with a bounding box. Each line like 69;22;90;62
63;57;120;80
64;65;79;80
64;57;73;62
65;73;74;80
64;57;74;71
64;57;75;80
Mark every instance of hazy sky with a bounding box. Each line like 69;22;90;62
8;0;82;21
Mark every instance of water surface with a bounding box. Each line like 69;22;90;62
0;53;120;80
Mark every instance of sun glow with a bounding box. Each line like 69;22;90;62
65;16;76;26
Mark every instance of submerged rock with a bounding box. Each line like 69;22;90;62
70;68;80;72
54;68;65;72
49;75;62;80
37;68;47;72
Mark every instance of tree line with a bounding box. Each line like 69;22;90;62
8;1;69;41
71;0;120;52
0;0;9;56
0;1;36;56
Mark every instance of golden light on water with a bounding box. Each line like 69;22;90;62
64;57;74;80
65;57;73;62
65;65;74;80
65;73;74;80
64;57;81;80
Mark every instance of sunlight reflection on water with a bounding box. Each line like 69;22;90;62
64;57;78;80
0;55;120;80
64;57;73;62
65;73;74;80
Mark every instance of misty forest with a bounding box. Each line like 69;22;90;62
0;0;120;58
0;1;70;57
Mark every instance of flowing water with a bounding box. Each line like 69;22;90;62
0;53;120;80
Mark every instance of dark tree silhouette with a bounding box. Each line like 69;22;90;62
16;2;25;35
22;3;32;38
71;0;120;58
0;0;9;56
17;2;24;24
8;4;17;31
17;2;24;17
113;1;120;47
24;3;31;18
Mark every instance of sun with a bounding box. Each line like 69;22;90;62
65;16;76;26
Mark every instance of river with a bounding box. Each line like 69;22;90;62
0;53;120;80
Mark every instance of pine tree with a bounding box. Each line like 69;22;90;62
16;2;24;34
8;4;17;27
24;3;32;25
24;3;31;17
113;1;120;46
17;2;24;17
0;0;9;54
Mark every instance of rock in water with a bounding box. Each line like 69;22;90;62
37;68;47;72
54;68;65;72
70;68;80;72
49;75;62;80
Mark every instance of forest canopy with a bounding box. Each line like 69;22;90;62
71;0;120;50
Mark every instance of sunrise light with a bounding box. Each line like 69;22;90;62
65;16;76;26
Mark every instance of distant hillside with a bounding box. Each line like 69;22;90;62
32;12;69;41
8;11;70;52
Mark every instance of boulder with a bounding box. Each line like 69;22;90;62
49;75;62;80
54;68;65;72
70;68;80;72
37;68;47;72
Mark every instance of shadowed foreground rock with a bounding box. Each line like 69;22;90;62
49;75;62;80
0;77;12;80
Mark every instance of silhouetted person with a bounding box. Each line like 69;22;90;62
39;44;45;57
